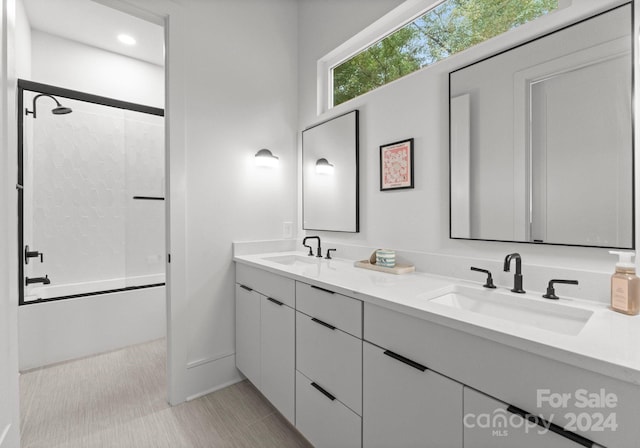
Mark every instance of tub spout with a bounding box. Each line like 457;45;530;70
25;275;50;286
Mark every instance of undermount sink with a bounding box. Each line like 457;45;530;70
428;285;593;336
262;254;322;266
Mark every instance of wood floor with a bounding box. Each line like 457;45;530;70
20;339;312;448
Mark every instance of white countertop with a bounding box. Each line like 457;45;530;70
234;251;640;386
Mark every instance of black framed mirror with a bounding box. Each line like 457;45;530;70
302;110;359;232
449;4;633;249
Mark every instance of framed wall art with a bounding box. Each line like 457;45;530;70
380;138;414;191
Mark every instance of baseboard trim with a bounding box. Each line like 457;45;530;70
0;423;11;447
186;351;234;370
186;377;244;402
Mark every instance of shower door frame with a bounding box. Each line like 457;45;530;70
17;79;165;306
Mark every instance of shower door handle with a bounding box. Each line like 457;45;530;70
25;245;44;264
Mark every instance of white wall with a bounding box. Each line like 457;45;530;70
179;0;299;401
30;29;163;108
1;0;21;445
96;0;300;404
15;0;29;78
297;0;633;304
297;0;406;127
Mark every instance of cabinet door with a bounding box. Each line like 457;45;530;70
235;284;261;387
296;371;361;448
464;387;584;448
363;341;463;448
261;296;295;424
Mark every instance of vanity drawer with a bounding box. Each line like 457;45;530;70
295;281;362;337
236;263;295;308
296;311;362;415
296;370;361;448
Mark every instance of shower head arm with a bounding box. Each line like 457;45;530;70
25;94;64;119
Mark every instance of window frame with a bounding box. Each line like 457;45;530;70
318;0;579;113
318;0;445;114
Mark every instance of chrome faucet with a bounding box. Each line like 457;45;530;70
302;236;322;258
503;253;525;293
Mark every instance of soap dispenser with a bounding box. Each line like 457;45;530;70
609;251;639;315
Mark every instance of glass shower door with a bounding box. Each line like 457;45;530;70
19;81;165;304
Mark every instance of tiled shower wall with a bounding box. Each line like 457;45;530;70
24;97;164;290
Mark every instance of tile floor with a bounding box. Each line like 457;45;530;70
20;339;311;448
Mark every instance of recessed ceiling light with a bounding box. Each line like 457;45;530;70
118;34;136;45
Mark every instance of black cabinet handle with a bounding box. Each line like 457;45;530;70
266;297;284;306
311;317;336;330
507;405;600;448
310;382;335;401
132;196;165;200
383;350;427;372
310;285;335;294
239;284;253;292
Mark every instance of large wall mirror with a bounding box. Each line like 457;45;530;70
302;110;359;232
449;3;633;249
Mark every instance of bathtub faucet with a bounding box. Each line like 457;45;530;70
25;275;50;286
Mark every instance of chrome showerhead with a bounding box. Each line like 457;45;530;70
25;94;73;118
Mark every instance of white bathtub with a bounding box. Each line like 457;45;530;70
19;274;166;370
24;273;165;302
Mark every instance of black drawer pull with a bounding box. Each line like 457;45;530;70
311;317;336;330
310;382;336;401
266;297;284;306
507;405;600;448
310;285;335;294
383;350;427;372
239;284;253;292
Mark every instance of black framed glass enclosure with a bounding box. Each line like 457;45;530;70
18;80;166;305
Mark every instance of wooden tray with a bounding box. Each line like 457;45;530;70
354;260;415;275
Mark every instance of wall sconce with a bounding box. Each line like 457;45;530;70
315;158;334;174
255;148;279;168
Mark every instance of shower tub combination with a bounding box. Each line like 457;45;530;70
17;80;166;370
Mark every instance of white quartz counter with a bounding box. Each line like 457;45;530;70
234;251;640;386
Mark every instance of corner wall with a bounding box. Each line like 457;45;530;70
177;0;299;400
95;0;300;404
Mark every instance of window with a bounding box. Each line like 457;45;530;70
331;0;559;107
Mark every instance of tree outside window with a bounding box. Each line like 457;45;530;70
332;0;558;106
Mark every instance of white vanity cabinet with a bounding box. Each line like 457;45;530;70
362;342;463;448
295;281;363;448
235;264;295;423
235;258;640;448
234;284;261;387
463;387;580;448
